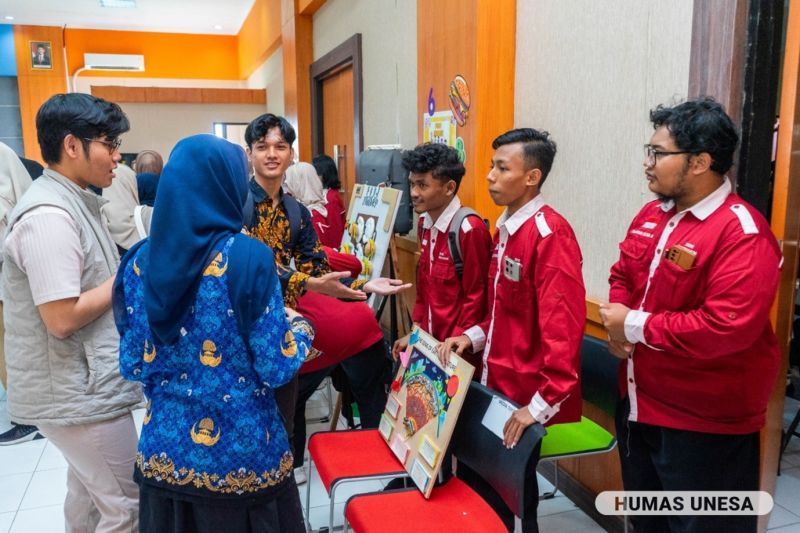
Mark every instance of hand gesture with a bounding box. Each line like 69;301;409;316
392;334;410;361
363;277;412;296
306;271;367;300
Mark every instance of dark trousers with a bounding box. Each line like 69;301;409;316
274;376;299;454
615;398;759;533
138;479;305;533
457;444;541;533
293;339;389;468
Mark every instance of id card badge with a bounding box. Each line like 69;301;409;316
503;256;521;281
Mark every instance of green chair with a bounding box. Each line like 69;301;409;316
538;416;617;499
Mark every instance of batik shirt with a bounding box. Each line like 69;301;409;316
118;237;313;498
248;178;365;307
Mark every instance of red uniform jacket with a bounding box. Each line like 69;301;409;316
411;198;492;369
311;209;345;249
467;196;585;425
609;181;782;434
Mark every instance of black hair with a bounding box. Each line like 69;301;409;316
35;93;130;165
649;98;739;175
401;143;466;192
244;113;296;148
492;128;557;186
312;154;341;190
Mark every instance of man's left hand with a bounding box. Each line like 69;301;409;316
598;302;631;341
363;277;412;296
503;407;535;449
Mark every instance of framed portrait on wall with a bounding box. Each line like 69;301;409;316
30;41;52;70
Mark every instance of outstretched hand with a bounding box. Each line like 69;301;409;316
306;271;367;300
363;277;412;296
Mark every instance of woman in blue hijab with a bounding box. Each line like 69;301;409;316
114;134;313;532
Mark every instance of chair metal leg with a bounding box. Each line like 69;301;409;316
305;456;313;532
329;393;342;432
307;377;333;424
540;460;559;499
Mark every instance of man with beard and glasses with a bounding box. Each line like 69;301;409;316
600;98;782;533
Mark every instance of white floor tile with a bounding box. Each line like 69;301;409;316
307;502;346;531
769;504;800;530
537;509;605;532
0;439;45;476
538;494;579;517
770;524;800;533
9;504;63;533
36;442;68;471
0;473;32;514
775;467;800;509
0;511;15;533
18;468;67;510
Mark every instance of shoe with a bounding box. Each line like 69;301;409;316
294;466;307;485
0;423;43;445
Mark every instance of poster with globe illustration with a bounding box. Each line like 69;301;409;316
378;327;474;498
340;184;402;284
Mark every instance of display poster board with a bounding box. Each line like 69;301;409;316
340;184;402;283
379;327;475;498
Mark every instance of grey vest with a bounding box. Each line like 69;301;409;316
3;170;142;426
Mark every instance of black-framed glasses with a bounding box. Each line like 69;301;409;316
643;145;692;166
83;137;122;154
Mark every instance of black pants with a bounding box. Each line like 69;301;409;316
293;339;389;468
138;479;305;533
615;398;759;533
274;375;299;455
457;445;541;533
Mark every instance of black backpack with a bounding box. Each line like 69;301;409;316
447;207;487;278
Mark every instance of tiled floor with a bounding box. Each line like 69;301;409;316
0;386;798;532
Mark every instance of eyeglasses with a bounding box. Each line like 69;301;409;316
643;145;692;166
83;137;122;154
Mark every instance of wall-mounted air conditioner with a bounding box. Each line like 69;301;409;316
83;53;145;71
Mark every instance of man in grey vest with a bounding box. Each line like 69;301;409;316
3;93;141;532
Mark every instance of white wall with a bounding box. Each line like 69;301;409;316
313;0;417;149
119;102;267;159
247;46;285;116
514;0;693;299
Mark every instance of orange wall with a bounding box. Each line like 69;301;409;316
237;0;282;79
64;28;239;80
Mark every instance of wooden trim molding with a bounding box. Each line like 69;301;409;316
310;33;363;178
90;86;266;105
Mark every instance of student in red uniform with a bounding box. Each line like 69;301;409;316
313;154;346;239
441;128;585;533
600;98;782;533
391;143;492;369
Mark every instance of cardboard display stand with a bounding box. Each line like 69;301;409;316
340;184;402;284
380;327;474;498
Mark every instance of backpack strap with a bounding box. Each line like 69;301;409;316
282;194;302;249
447;207;483;278
244;190;303;249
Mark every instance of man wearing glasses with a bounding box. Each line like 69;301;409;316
2;93;141;531
599;98;781;533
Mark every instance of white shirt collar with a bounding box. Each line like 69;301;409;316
659;178;731;221
496;194;546;236
421;196;462;232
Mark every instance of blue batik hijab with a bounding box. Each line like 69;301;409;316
139;134;254;345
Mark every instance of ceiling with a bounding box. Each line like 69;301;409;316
0;0;255;35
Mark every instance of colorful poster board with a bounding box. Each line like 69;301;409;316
340;184;402;283
423;110;457;147
381;327;474;498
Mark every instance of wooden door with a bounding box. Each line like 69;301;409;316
321;66;355;209
762;0;800;511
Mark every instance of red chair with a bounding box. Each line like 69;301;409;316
343;382;545;532
305;428;409;531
